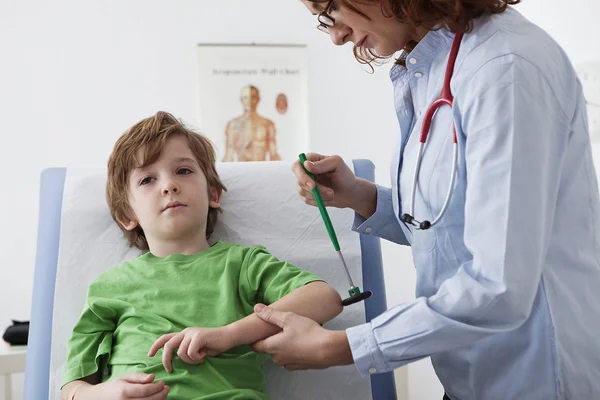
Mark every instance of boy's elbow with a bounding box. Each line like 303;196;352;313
323;284;343;321
302;281;343;323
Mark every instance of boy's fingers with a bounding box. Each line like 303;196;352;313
120;373;155;383
188;336;205;362
162;333;184;373
148;333;177;357
196;350;207;363
177;335;195;364
143;385;170;400
123;381;165;397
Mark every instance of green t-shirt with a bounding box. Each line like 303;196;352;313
62;241;322;399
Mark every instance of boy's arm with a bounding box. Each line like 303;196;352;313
60;372;169;400
147;281;343;372
227;281;342;347
60;373;100;400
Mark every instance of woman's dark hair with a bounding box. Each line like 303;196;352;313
311;0;519;67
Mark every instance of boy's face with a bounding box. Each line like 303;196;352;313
120;135;221;244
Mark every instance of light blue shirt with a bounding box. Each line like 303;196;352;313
347;7;600;400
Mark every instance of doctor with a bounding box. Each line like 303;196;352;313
252;1;600;399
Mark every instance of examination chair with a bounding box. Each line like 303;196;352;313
24;160;396;400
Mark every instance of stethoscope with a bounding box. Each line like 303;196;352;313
401;32;464;231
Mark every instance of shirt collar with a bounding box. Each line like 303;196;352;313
389;28;455;82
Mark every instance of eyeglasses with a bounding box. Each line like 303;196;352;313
317;0;335;34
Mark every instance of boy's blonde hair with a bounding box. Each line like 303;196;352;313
106;111;227;250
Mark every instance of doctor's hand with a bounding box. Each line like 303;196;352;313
251;304;354;371
292;153;358;209
292;153;377;219
148;327;235;373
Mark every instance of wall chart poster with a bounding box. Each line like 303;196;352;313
197;44;309;162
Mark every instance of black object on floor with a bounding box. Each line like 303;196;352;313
2;320;29;345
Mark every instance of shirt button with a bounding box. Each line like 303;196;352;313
368;367;377;374
365;227;373;233
408;57;417;64
414;72;423;78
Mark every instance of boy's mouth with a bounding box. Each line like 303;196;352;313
162;201;186;212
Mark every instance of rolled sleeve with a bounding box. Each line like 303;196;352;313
346;322;390;377
352;185;409;246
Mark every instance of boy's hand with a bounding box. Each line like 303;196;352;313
148;327;235;373
77;373;169;400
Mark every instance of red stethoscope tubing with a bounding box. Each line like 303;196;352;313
403;32;464;230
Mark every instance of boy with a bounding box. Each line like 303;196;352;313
60;111;343;400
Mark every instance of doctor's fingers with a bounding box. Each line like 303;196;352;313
251;338;268;354
271;349;313;368
291;160;312;188
251;335;280;355
297;185;334;206
284;363;321;371
291;153;329;187
284;363;327;371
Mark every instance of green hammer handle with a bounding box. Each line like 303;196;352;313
298;153;341;251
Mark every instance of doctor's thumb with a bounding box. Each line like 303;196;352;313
254;304;286;328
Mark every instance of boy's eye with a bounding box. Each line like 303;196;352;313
177;168;193;175
140;176;153;186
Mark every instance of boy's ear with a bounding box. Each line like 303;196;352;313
209;187;223;209
117;215;139;231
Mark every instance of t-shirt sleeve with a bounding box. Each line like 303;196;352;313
61;283;117;387
242;246;323;305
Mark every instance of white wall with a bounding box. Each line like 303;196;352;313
1;0;599;399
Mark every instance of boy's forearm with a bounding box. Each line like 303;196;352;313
60;372;100;400
60;381;92;400
227;281;343;347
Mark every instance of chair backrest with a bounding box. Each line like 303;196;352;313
25;160;396;400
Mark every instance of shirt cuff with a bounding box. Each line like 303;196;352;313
346;322;390;377
352;185;409;245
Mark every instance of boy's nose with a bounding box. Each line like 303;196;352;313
162;184;179;194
